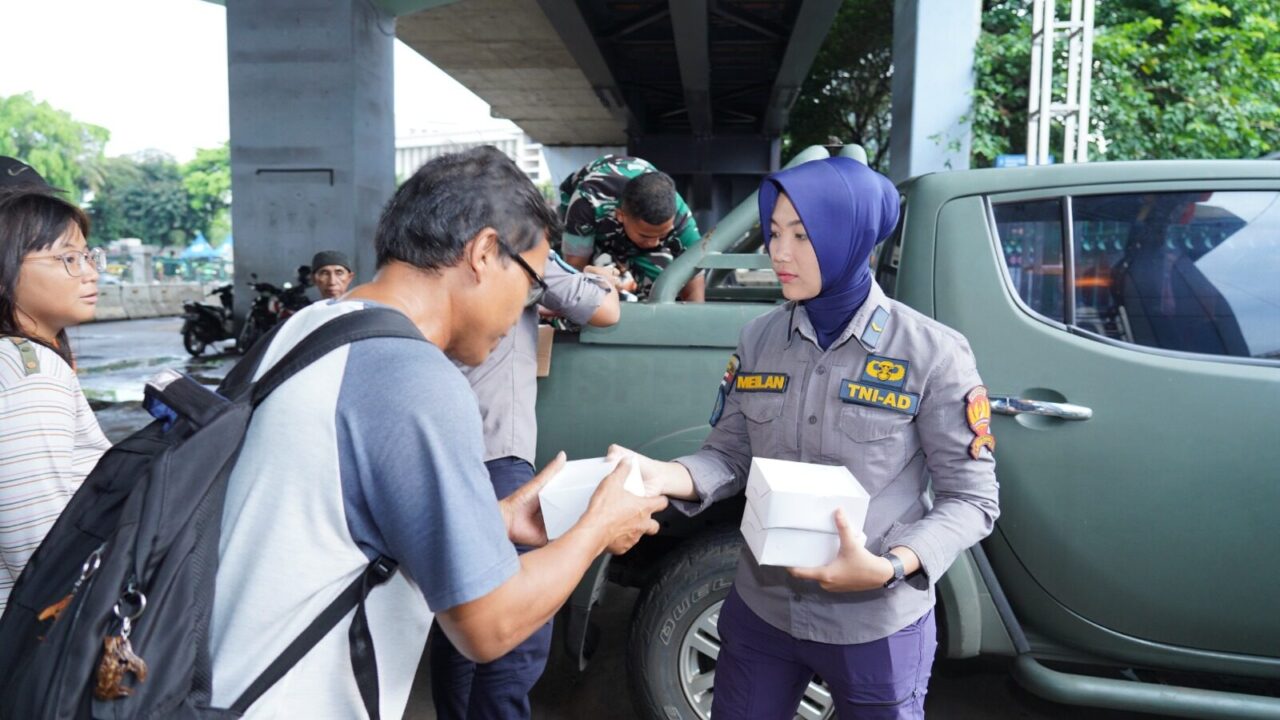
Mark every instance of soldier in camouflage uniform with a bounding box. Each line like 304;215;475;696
557;155;705;301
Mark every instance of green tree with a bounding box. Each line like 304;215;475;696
784;0;895;171
0;92;109;197
972;0;1280;165
89;153;200;246
182;142;231;243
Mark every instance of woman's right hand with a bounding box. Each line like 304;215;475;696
606;444;698;500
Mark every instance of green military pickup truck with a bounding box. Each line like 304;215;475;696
534;145;1280;720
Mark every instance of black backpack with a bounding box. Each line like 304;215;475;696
0;308;424;719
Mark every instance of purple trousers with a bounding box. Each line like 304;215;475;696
712;587;937;720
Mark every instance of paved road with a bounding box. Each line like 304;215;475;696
78;318;1171;719
68;317;237;441
407;584;1165;719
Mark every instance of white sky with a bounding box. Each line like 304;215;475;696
0;0;513;162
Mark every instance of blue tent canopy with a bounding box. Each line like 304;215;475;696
181;233;221;259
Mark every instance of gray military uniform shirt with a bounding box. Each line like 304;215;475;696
674;281;1000;644
459;253;609;465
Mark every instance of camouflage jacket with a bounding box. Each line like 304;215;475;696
556;155;701;282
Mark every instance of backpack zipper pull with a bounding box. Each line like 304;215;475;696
38;543;104;623
93;579;149;700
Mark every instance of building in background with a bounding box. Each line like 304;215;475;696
395;126;549;184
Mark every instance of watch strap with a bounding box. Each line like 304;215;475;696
882;552;905;588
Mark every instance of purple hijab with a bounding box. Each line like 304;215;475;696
759;157;899;349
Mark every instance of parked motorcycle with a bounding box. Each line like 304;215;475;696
236;266;313;352
180;283;235;357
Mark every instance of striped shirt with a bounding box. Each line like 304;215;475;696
0;338;110;612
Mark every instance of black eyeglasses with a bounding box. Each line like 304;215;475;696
497;240;548;307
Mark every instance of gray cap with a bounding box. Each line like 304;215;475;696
310;250;351;272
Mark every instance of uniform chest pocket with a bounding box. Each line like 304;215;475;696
738;393;787;459
739;393;785;424
834;406;920;492
838;405;912;441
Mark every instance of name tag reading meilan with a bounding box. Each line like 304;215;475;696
735;373;789;393
840;379;920;416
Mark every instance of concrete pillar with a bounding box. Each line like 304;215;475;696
226;0;395;319
888;0;982;184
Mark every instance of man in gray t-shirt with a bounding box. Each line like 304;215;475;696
429;250;620;720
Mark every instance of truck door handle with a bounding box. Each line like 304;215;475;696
989;395;1093;421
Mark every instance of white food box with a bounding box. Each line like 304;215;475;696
741;503;843;568
539;456;646;540
740;457;870;567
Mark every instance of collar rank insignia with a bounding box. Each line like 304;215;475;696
859;355;910;390
709;353;740;426
859;305;890;349
734;372;789;393
965;386;996;459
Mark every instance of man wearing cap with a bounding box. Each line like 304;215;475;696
310;250;353;300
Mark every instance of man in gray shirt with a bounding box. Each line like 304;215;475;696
428;251;620;720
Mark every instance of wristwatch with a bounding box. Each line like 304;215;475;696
881;552;906;589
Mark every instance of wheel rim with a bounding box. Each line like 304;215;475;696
183;330;206;356
677;599;834;720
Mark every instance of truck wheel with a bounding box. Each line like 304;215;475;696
627;529;834;720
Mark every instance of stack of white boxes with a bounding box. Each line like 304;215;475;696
740;458;870;567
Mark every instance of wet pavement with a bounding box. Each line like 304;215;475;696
69;317;238;442
78;318;1171;720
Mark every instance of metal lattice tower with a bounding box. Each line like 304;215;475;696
1027;0;1097;165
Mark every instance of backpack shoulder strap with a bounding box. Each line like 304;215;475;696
246;307;425;407
216;320;287;398
230;556;398;717
5;337;40;376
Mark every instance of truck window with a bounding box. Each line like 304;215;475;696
1072;191;1280;360
991;199;1066;322
872;196;906;298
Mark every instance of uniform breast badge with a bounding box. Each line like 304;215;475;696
840;355;920;415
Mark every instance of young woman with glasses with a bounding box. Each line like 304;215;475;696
0;184;111;613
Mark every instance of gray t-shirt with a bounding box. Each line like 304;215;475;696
459;253;609;464
211;300;518;717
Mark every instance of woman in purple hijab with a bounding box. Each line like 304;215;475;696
616;157;1000;718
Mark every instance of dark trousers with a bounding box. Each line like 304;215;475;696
712;587;937;720
428;457;552;720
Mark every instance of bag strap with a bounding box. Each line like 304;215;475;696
215;320;287;397
230;556;399;716
5;337;40;376
247;307;424;407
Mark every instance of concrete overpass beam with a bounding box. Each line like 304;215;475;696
226;0;395;319
534;0;637;132
669;0;712;136
888;0;982;183
764;0;843;136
